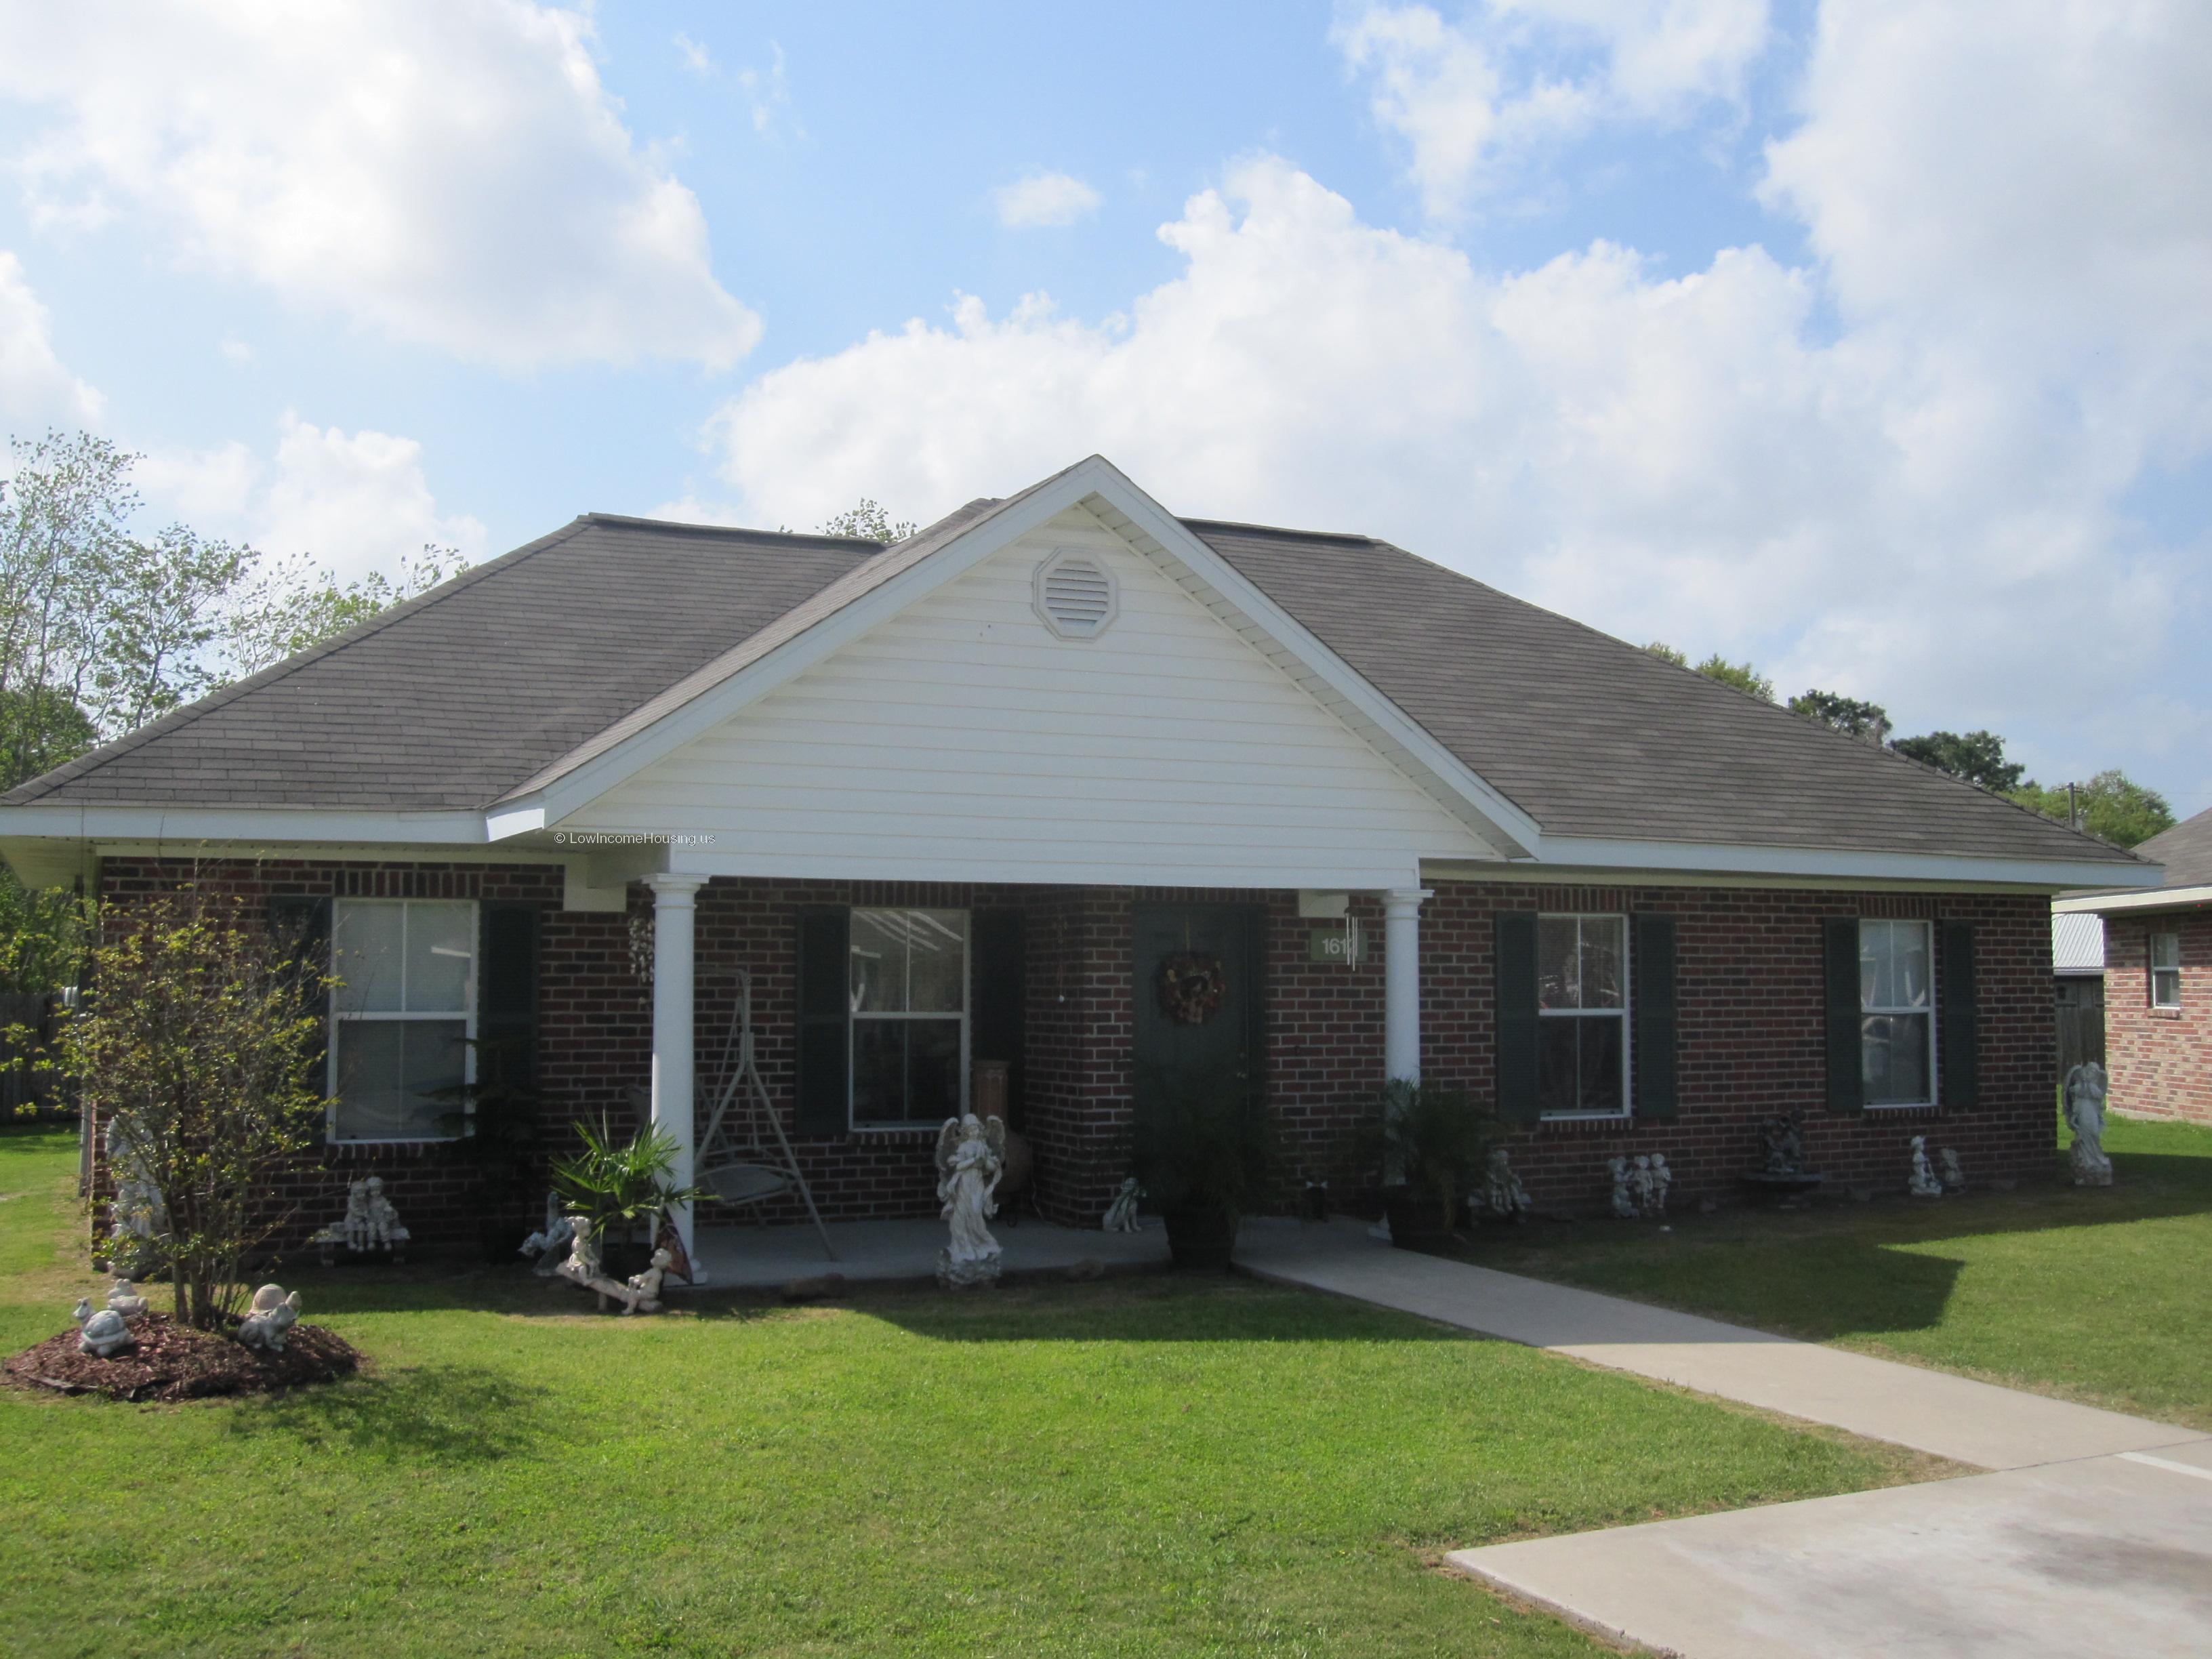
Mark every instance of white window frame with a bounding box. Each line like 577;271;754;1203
327;898;478;1145
1859;918;1937;1110
1536;912;1633;1121
848;906;971;1132
2150;929;2182;1010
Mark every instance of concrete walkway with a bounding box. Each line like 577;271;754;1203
1237;1218;2212;1657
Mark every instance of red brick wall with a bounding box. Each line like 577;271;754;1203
91;859;2062;1251
2103;911;2212;1124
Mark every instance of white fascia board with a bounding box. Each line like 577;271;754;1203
1523;835;2164;892
2055;884;2212;915
1088;472;1540;857
485;804;546;840
0;804;492;844
497;464;1115;835
662;846;1423;890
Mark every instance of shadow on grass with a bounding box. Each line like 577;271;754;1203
224;1361;557;1465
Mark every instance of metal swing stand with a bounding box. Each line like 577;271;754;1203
695;968;838;1261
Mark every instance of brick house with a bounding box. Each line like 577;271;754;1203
0;457;2154;1263
2057;809;2212;1124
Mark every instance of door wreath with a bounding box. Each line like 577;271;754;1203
1158;951;1229;1025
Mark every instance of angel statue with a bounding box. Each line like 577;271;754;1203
2064;1061;2113;1187
934;1113;1007;1288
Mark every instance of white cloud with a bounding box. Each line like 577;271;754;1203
1332;1;1769;216
703;42;2212;790
737;42;796;140
674;30;716;77
0;1;761;371
140;413;487;586
0;249;102;428
993;171;1103;228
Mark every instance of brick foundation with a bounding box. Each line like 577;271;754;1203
2102;910;2212;1124
90;858;2062;1252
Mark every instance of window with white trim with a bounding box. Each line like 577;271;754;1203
329;899;476;1142
1859;919;1933;1107
1537;914;1629;1116
849;907;968;1128
2151;930;2182;1009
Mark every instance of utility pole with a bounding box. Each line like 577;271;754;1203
2067;781;2078;832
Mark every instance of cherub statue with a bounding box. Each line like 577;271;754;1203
2064;1061;2113;1187
1102;1176;1145;1232
556;1215;603;1288
1481;1147;1531;1221
338;1177;371;1250
1907;1135;1944;1198
1607;1155;1637;1218
1939;1147;1965;1193
610;1248;672;1316
238;1284;304;1353
933;1113;1007;1287
362;1176;409;1252
1642;1153;1671;1218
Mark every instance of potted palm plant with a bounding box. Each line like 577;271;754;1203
550;1115;707;1279
1132;1068;1275;1270
1374;1080;1501;1250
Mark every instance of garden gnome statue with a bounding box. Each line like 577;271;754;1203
238;1284;304;1352
106;1278;148;1317
1642;1153;1672;1218
2064;1061;2113;1187
934;1113;1007;1287
1482;1147;1532;1221
1907;1136;1944;1198
1939;1148;1966;1194
1608;1156;1637;1218
1102;1176;1144;1233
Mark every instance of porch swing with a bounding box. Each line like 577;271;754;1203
694;968;838;1260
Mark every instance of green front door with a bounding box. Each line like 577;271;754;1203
1132;903;1264;1118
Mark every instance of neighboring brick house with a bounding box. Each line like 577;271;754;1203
2058;810;2212;1125
0;456;2155;1265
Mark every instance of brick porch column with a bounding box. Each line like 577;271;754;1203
1382;886;1433;1083
647;872;706;1269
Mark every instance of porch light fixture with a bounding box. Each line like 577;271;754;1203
1033;548;1118;640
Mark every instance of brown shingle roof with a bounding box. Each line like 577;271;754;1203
0;498;2144;869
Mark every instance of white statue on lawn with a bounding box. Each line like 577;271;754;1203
106;1278;148;1317
1102;1176;1145;1233
104;1111;167;1275
2064;1061;2113;1187
520;1191;577;1275
1641;1153;1672;1218
1607;1156;1637;1218
934;1113;1007;1288
1907;1135;1944;1197
238;1283;304;1353
1939;1147;1966;1194
1482;1147;1531;1221
74;1297;134;1358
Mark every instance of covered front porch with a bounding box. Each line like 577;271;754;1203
688;1213;1173;1290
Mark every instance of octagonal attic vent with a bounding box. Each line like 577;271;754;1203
1033;549;1118;640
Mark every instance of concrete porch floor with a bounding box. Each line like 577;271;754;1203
685;1214;1172;1290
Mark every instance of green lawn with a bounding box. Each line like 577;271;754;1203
1465;1114;2212;1431
0;1127;1932;1659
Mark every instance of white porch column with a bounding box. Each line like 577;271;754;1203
647;874;706;1265
1382;886;1433;1084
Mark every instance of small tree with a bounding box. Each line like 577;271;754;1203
1891;729;2024;792
1789;689;1891;745
819;497;917;542
61;893;329;1329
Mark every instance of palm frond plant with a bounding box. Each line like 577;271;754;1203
1372;1079;1502;1245
549;1114;706;1276
1132;1064;1276;1269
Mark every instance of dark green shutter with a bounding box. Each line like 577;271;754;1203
1633;914;1678;1119
478;901;541;1092
1939;920;1979;1109
268;895;332;1085
970;908;1026;1128
1823;917;1865;1114
795;906;851;1136
1495;911;1540;1122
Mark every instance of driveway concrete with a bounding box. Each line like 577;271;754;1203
1237;1219;2212;1656
1446;1437;2212;1658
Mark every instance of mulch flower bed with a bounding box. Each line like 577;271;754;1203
3;1311;361;1403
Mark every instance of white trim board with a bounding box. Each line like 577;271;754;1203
2055;884;2212;915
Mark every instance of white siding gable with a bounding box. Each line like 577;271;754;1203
567;506;1497;886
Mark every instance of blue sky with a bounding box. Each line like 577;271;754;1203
0;2;2207;819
